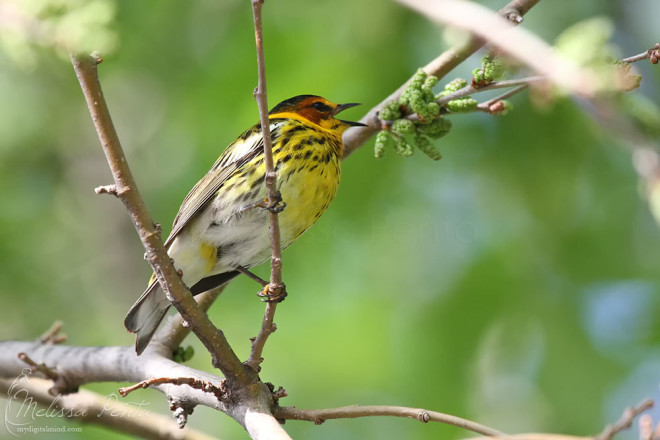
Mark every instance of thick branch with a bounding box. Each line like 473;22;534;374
0;341;278;433
0;377;214;440
70;54;253;386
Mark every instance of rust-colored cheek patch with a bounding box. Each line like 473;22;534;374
296;107;323;125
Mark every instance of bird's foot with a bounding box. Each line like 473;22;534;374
258;283;287;303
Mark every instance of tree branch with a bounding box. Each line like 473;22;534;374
0;376;214;440
595;399;654;440
154;288;225;354
397;0;596;96
276;404;504;436
69;53;253;386
621;43;660;64
342;0;541;157
247;0;283;373
435;76;544;107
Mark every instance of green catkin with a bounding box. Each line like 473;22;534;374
380;100;402;121
446;97;478;113
444;78;468;93
417;117;452;138
415;134;442;161
393;135;414;157
374;130;390;159
376;68;460;160
392;118;415;135
473;54;505;86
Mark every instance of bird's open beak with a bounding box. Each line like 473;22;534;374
335;102;368;127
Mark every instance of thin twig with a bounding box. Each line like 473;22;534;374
247;0;282;373
476;84;529;113
466;435;589;440
18;352;59;381
595;399;654;440
38;321;67;344
70;54;253;386
621;43;660;64
436;76;544;107
276;405;505;436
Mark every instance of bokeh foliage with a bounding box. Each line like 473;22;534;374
1;0;659;439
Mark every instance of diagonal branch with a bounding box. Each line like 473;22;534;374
396;0;596;97
342;0;541;157
70;53;253;387
154;288;225;353
595;399;654;440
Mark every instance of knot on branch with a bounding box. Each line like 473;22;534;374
94;184;118;196
417;411;431;423
649;43;660;64
169;397;196;429
502;9;523;24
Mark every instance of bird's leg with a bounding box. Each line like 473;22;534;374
236;266;268;286
236;266;287;302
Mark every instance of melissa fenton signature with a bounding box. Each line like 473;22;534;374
4;369;150;437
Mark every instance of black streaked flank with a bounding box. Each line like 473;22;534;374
281;133;294;146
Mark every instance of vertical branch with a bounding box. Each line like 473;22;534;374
247;0;282;371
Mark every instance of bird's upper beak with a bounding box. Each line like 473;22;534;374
334;102;368;127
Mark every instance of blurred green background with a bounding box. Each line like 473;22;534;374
1;0;660;439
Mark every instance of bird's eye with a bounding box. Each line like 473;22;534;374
311;101;332;112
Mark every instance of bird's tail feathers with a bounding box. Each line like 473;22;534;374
124;281;171;355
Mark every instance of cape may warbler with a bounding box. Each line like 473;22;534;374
125;95;363;354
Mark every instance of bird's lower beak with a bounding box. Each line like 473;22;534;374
335;102;368;127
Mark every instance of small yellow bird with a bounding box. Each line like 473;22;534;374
125;95;363;354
